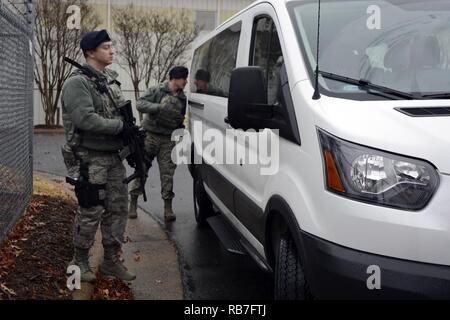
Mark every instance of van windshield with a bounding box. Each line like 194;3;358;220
289;0;450;99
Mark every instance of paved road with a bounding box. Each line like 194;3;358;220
33;132;273;299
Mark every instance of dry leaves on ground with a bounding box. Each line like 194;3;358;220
0;194;76;300
91;272;134;300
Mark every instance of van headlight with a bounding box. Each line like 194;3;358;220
318;129;439;211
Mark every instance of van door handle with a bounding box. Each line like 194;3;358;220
189;100;204;110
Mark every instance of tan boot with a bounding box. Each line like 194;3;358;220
128;195;138;219
71;248;96;283
164;199;176;222
99;245;136;281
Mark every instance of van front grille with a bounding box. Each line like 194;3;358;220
395;107;450;117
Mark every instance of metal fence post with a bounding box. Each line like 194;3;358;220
0;0;34;243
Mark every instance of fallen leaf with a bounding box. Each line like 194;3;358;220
0;283;17;296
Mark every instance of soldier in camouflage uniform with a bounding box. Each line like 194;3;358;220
61;30;135;283
128;66;188;222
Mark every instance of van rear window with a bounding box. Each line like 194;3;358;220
190;22;242;98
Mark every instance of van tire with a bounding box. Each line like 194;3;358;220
275;233;310;300
193;167;213;226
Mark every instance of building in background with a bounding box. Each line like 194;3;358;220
33;0;254;125
92;0;252;32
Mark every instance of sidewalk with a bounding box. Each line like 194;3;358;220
35;172;184;300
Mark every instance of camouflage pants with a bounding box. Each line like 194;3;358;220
130;132;177;200
72;150;128;250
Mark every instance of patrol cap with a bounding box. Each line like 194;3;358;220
195;69;210;82
169;66;189;79
80;29;112;51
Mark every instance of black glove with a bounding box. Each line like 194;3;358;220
126;154;136;168
121;122;135;145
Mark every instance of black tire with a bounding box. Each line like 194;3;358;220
274;233;311;300
193;166;214;226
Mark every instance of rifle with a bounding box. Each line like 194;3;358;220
64;57;148;202
64;57;109;93
118;100;148;202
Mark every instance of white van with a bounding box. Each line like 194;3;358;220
186;0;450;299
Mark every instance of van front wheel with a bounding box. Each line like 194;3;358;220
274;233;311;300
193;167;213;226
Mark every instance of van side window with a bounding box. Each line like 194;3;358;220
251;17;283;105
190;22;242;98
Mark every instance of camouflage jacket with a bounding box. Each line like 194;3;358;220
61;63;124;152
137;81;187;136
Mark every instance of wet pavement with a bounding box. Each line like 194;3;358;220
33;132;273;299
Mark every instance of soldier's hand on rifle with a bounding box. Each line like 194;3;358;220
122;122;141;146
126;155;137;168
178;117;186;129
121;122;135;145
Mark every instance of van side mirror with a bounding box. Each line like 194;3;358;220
228;67;275;130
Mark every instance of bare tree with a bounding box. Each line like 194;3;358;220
112;4;148;102
114;5;199;101
151;10;199;84
34;0;100;126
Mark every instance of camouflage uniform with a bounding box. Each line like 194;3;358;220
61;63;134;281
69;149;128;249
129;81;186;203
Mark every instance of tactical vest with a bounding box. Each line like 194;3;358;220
61;66;124;152
141;81;186;136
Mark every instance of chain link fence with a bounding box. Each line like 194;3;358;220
0;0;34;243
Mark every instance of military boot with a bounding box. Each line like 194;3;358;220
128;195;138;219
70;248;96;283
164;199;176;222
99;246;136;281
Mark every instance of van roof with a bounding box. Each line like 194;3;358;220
215;0;300;31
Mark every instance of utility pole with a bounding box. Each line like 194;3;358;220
216;0;221;27
107;0;111;30
25;0;35;165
